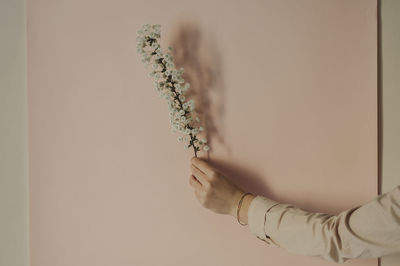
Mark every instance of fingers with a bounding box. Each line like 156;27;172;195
194;188;203;202
189;174;202;190
190;164;207;186
191;157;215;177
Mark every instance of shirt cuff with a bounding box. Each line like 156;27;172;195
248;195;280;244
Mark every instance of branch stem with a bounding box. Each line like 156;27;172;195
147;38;198;157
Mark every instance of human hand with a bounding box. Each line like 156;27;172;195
189;156;251;219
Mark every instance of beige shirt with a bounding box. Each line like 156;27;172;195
247;185;400;263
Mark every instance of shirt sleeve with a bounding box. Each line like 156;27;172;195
247;185;400;263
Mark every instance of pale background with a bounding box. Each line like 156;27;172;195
2;0;400;266
27;0;378;266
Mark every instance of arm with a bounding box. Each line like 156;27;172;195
247;185;400;263
189;157;400;263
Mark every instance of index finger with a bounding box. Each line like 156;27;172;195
191;157;215;177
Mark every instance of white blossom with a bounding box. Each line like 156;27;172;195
199;138;207;144
136;23;210;156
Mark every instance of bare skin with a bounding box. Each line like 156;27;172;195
189;157;255;224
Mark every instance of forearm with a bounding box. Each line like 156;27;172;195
246;186;400;263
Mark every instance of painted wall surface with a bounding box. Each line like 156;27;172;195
0;0;29;265
28;1;378;266
381;0;400;265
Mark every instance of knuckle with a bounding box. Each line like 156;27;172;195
208;176;216;185
210;171;217;179
209;174;218;185
204;189;212;199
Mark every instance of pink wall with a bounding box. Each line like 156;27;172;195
28;0;378;265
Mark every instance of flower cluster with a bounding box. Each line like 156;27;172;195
136;24;210;157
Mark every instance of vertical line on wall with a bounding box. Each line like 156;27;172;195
377;0;383;198
377;0;382;264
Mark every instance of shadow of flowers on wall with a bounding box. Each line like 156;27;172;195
167;19;231;156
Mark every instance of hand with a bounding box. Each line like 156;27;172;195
189;156;252;219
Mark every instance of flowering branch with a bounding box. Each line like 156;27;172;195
136;24;210;157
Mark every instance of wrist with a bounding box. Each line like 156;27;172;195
230;191;256;223
230;190;245;217
238;194;255;224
